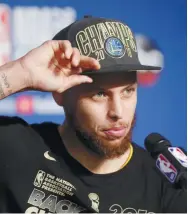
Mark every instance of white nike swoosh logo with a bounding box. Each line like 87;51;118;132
44;151;56;162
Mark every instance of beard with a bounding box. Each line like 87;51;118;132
66;113;136;159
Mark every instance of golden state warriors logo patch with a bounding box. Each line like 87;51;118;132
104;37;125;58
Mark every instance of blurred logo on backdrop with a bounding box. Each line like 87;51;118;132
135;34;164;87
0;4;11;65
12;5;77;59
0;4;76;115
0;94;64;115
16;95;34;115
0;4;164;115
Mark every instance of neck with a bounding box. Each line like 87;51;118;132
58;122;132;174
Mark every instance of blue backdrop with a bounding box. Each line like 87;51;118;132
0;0;187;149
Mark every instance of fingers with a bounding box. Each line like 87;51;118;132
57;74;93;93
50;40;73;59
71;48;81;67
66;47;101;76
70;48;101;71
69;67;82;75
60;41;72;59
79;56;101;70
66;75;93;88
50;40;101;72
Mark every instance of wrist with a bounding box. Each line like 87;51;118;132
0;59;32;100
17;57;33;89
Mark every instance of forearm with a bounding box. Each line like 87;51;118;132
0;60;30;100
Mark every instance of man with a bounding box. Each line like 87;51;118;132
0;16;186;213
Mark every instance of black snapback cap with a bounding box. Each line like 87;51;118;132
53;15;161;74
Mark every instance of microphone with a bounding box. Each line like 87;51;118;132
179;147;187;155
144;133;187;189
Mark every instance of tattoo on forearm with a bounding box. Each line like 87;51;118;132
2;72;10;88
0;82;5;98
0;72;12;99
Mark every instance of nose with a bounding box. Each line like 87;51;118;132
107;96;123;121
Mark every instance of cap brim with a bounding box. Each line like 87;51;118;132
84;64;161;74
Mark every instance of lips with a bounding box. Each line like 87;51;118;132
103;127;127;138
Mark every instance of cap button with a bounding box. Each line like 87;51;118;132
84;15;92;18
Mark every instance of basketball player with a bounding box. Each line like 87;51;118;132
0;16;186;213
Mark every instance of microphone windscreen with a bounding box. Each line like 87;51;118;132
144;133;171;153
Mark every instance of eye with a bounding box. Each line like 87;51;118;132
95;91;106;97
92;91;107;100
123;87;136;97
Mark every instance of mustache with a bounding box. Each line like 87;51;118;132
100;115;136;131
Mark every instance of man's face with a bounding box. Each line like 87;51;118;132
65;72;137;158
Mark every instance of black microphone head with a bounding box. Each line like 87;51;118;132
144;133;171;154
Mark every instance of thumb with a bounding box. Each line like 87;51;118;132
59;75;93;92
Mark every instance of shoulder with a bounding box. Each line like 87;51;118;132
0;115;60;163
0;116;59;148
0;116;36;138
131;142;160;176
131;142;165;190
0;116;62;151
132;142;154;164
0;115;28;127
0;116;30;142
0;115;59;134
131;142;176;185
0;117;60;183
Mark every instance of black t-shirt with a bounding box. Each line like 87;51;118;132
0;116;186;213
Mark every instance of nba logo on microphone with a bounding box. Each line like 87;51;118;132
156;154;177;183
168;147;187;168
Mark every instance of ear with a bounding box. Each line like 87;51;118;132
52;92;64;106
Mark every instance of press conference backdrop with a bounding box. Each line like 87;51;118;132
0;0;186;149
